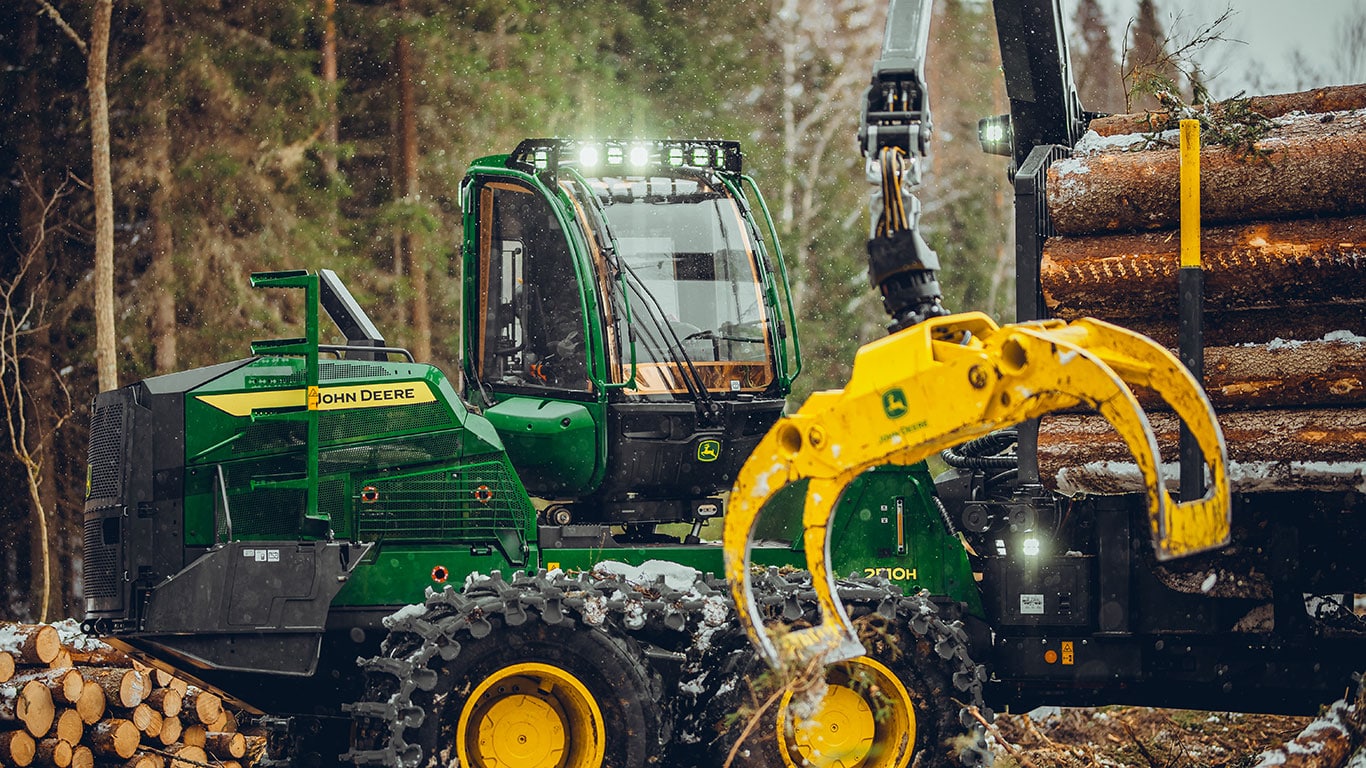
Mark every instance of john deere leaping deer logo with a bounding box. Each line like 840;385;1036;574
697;439;721;462
882;388;909;419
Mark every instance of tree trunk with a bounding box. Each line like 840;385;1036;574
76;668;143;709
0;679;55;737
88;0;117;392
181;688;220;727
204;732;244;759
1037;408;1366;494
394;0;430;362
166;744;206;768
145;0;176;374
54;707;83;744
35;737;71;768
1046;112;1366;236
322;0;338;181
143;688;181;718
0;651;12;683
120;755;160;768
1040;216;1366;345
70;744;93;768
8;668;84;707
0;623;61;665
0;729;35;767
156;714;182;746
87;719;138;760
14;5;61;626
1088;83;1366;137
74;677;105;725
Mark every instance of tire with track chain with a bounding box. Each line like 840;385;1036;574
672;570;992;768
344;570;677;768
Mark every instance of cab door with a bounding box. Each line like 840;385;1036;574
465;179;602;499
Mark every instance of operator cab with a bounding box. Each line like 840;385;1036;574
461;139;801;531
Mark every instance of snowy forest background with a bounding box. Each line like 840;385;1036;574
0;0;1362;621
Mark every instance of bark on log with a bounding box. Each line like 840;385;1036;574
75;670;141;710
0;625;60;666
0;653;14;685
118;755;161;768
0;680;54;737
204;732;244;759
69;745;92;768
8;670;83;708
241;735;266;764
1040;217;1366;326
1108;338;1366;411
165;745;205;768
0;730;35;767
34;738;70;768
62;643;122;668
1038;408;1366;494
1250;698;1358;768
1089;84;1366;137
141;690;179;720
180;690;219;727
86;720;137;760
1046;112;1366;236
74;683;104;726
53;709;82;745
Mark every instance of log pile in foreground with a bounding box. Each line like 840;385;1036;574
0;621;261;768
1036;83;1366;494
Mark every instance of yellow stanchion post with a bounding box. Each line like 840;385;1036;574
1178;119;1205;501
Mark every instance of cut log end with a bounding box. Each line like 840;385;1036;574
70;744;94;768
88;718;140;760
0;730;36;767
35;737;72;768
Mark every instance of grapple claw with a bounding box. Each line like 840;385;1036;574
723;312;1230;670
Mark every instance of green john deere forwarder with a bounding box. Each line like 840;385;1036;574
83;139;988;768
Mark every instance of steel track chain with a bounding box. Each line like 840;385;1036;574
342;567;992;767
341;567;733;768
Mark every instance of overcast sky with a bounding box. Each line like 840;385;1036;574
1062;0;1366;99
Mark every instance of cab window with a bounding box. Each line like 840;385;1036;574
476;182;589;391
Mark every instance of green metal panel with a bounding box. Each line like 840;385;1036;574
483;396;599;498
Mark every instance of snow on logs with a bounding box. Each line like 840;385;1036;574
0;622;259;768
1036;84;1366;494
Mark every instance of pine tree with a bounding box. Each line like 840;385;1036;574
1124;0;1179;111
1072;0;1123;114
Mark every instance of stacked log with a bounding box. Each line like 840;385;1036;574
0;622;260;768
1036;83;1366;493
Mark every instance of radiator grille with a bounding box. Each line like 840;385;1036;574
320;361;389;380
87;403;126;501
358;462;531;542
82;514;119;600
321;401;451;442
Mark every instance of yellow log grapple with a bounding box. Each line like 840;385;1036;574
723;311;1230;668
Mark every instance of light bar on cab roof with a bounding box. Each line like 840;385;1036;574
507;138;743;181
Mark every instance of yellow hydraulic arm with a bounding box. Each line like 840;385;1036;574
722;311;1230;668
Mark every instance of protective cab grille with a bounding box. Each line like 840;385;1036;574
358;461;531;542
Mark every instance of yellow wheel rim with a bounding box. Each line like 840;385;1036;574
778;657;916;768
456;663;605;768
